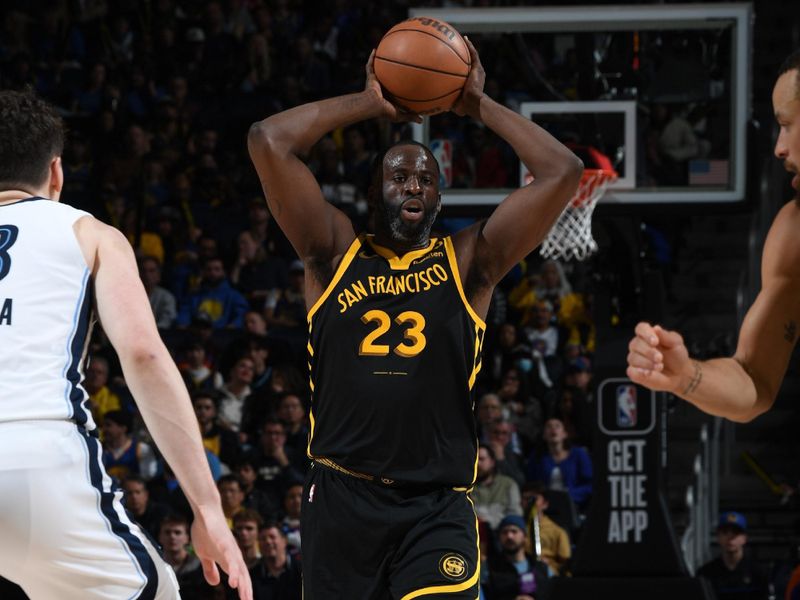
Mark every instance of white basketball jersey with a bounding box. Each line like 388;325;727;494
0;198;96;429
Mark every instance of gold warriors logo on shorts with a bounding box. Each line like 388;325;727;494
438;553;468;581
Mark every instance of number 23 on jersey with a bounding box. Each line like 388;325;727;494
359;309;426;358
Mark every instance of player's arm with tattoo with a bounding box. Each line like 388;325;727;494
627;201;800;422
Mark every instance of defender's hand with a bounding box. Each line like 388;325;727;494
191;507;253;600
364;50;422;123
626;322;693;394
452;37;485;118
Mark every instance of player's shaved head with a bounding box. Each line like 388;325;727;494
778;49;800;99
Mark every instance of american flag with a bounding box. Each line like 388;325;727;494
688;159;729;185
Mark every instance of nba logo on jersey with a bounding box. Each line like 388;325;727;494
616;384;638;428
429;138;453;188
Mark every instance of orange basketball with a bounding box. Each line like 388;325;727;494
374;17;470;116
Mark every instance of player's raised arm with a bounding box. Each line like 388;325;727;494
247;52;419;265
77;217;252;599
451;38;584;287
627;201;800;422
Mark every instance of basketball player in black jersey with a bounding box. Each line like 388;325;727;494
248;39;583;599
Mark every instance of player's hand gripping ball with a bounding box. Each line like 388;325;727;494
374;17;470;116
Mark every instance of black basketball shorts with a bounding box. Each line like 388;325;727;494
301;462;480;600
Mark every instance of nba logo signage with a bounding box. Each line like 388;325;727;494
598;379;654;437
596;378;657;545
429;139;453;188
616;384;638;428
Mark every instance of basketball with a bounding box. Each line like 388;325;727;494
374;17;471;116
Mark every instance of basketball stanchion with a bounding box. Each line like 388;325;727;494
539;168;617;261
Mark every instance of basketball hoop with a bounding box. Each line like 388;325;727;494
539;168;617;261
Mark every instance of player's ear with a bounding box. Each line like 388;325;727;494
49;156;64;201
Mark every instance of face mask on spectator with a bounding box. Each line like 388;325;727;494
517;358;533;373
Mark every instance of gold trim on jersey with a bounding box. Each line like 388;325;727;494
366;235;439;271
442;237;486;330
399;493;481;600
307;320;316;458
306;234;364;322
306;402;316;459
314;456;375;481
467;324;485;391
470;440;479;486
444;236;485;393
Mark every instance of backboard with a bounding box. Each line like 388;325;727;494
409;3;753;205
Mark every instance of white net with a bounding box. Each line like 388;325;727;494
539;169;616;261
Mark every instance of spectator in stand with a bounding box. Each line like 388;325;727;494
556;358;594;446
280;482;304;555
527;418;593;512
244;310;269;337
521;482;572;575
158;514;220;599
176;256;249;329
139;255;177;329
495;367;530;420
252;419;307;513
85;354;123;424
102;409;158;481
477;393;505;441
486;322;520;384
558;292;596;355
251;522;303;600
179;338;218;392
265;259;306;331
234;509;264;569
241;32;272;92
495;365;543;449
218;354;255;435
487;419;525;487
473;444;523;530
564;356;592;397
244;196;286;260
276;392;309;456
230;229;288;310
121;475;171;540
246;333;282;395
697;512;769;600
235;458;278;521
534;259;573;315
193;391;240;469
158;514;202;581
484;515;550;600
219;474;247;529
523;300;560;359
266;364;307;397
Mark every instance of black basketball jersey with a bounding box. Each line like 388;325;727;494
307;234;485;487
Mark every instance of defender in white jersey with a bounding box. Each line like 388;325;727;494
0;92;251;599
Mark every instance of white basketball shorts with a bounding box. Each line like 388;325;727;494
0;420;180;599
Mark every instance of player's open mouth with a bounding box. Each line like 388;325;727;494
401;199;424;222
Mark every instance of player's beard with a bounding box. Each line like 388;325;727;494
377;200;438;247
